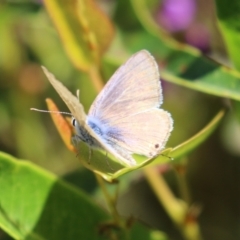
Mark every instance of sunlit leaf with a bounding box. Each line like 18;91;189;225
43;0;114;71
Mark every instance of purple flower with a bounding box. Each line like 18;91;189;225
157;0;196;32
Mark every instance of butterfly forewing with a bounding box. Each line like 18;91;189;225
42;66;87;126
88;50;162;123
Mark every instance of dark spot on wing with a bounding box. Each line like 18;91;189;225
155;144;159;148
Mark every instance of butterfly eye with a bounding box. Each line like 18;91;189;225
71;118;76;127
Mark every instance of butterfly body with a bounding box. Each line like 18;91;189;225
42;50;173;167
72;116;118;148
72;118;101;148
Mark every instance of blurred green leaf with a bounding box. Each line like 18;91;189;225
215;0;240;70
0;6;23;74
0;152;168;240
22;10;74;78
43;0;114;72
125;0;240;101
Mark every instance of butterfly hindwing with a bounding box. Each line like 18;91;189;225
102;109;173;157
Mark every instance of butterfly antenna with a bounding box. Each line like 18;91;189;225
30;108;72;116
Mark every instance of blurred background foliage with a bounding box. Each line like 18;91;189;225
0;0;240;239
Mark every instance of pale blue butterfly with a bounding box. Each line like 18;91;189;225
41;50;173;166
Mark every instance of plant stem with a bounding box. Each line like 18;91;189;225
144;166;202;240
95;173;121;225
144;167;187;224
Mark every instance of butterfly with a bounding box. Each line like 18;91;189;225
41;50;173;167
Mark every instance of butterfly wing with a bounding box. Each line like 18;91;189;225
88;50;173;159
102;109;173;157
42;66;87;126
42;66;137;166
89;50;162;120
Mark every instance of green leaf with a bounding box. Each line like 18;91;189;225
215;0;240;70
0;152;167;240
125;0;240;101
0;152;108;239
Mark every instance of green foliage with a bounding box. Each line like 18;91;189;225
0;0;239;239
0;152;166;240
